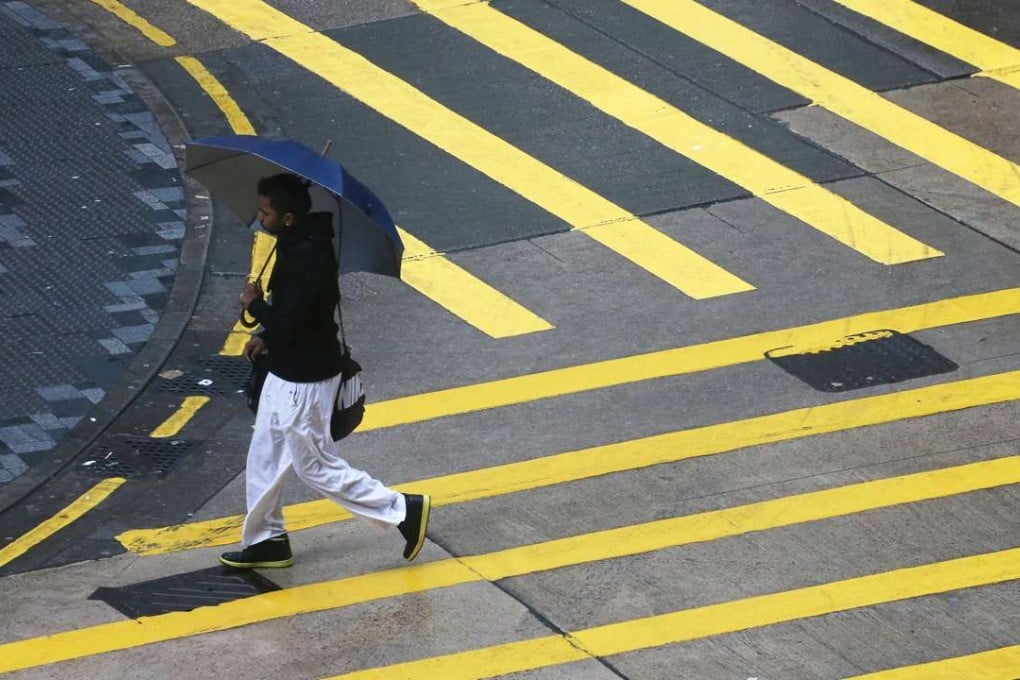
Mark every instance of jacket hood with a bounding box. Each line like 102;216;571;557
278;211;334;244
304;211;334;239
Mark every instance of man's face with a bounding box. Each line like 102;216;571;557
256;195;292;234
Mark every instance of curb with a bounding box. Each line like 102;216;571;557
0;9;213;516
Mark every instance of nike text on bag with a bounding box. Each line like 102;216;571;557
330;350;365;441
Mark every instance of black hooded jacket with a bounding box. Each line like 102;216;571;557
246;212;343;382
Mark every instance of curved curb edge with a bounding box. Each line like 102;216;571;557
0;24;213;516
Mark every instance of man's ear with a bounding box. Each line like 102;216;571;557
282;211;296;227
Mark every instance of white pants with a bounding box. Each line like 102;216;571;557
241;371;406;547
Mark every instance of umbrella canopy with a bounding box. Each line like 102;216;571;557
184;135;403;278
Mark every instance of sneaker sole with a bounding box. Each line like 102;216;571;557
219;556;294;569
405;494;431;561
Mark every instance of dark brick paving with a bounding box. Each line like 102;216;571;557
0;1;184;486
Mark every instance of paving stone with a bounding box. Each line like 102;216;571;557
29;412;65;430
112;323;154;344
81;388;105;404
125;277;164;295
35;384;83;401
1;452;30;475
0;422;49;448
3;1;59;30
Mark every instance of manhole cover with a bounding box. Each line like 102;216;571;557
89;566;280;618
766;330;957;392
78;437;196;478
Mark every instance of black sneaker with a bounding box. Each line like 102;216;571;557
397;493;431;561
220;534;293;568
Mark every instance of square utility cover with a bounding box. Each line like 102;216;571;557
766;330;957;392
89;566;281;618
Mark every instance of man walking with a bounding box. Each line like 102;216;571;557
220;173;429;569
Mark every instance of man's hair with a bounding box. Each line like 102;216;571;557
257;173;311;218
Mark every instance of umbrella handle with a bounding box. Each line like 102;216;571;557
238;308;260;328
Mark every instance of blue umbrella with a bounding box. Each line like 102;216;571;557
184;135;403;278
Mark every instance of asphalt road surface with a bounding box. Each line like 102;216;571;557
1;1;1019;678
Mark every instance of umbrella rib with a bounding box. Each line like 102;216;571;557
184;152;247;174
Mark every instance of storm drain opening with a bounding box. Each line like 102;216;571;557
156;355;251;395
766;329;958;392
89;566;281;618
78;437;196;478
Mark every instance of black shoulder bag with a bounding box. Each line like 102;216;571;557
330;305;365;441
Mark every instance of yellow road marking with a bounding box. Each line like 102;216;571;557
622;0;1020;208
411;0;939;265
832;0;1020;90
186;0;754;299
149;396;210;438
329;547;1020;679
848;644;1020;679
461;454;1020;580
0;478;125;569
6;455;1018;672
361;287;1020;431
118;368;1020;554
88;1;549;341
397;228;553;338
174;56;256;134
87;0;176;47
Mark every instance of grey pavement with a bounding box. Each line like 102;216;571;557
1;1;1020;679
0;1;185;487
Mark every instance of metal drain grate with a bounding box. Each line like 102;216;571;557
766;330;958;392
156;355;251;395
201;355;252;387
78;437;196;478
89;566;281;618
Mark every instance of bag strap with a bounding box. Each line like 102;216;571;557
335;196;349;356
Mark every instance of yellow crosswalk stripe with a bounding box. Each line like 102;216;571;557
848;644;1020;679
219;218;553;345
833;0;1020;90
5;455;1018;673
410;0;939;265
622;0;1020;208
362;286;1019;430
0;478;125;569
186;0;755;299
117;368;1020;554
327;547;1020;679
396;228;553;338
88;0;550;341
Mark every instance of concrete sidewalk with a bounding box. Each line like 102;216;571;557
0;1;192;493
